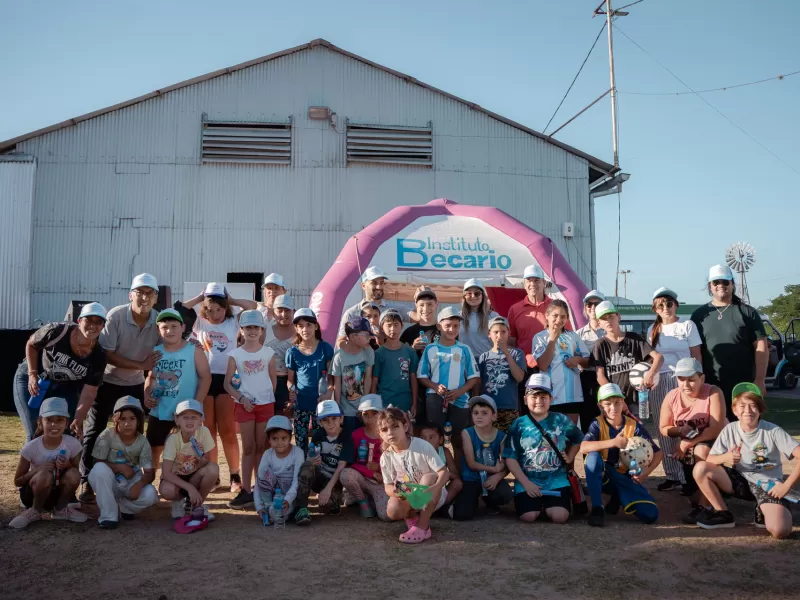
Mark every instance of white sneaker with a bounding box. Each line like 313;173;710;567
52;506;88;523
203;504;215;522
171;500;186;519
9;508;42;529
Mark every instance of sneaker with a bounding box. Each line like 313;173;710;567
357;499;376;518
588;506;605;527
171;500;186;519
697;509;735;530
295;507;311;525
329;503;341;515
78;482;95;504
753;505;766;529
605;495;621;516
657;479;681;492
230;473;243;494
680;483;695;497
98;520;118;530
682;505;709;525
52;506;88;523
120;512;136;521
8;508;42;530
228;490;255;510
203;504;215;522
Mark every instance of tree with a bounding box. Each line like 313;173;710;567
759;284;800;333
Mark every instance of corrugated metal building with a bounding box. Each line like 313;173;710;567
0;39;617;328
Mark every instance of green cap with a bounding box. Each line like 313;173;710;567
595;300;618;319
732;382;762;399
156;308;184;324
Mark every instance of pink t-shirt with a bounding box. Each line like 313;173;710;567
666;384;714;432
351;427;382;480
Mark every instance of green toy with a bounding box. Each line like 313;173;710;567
396;482;432;510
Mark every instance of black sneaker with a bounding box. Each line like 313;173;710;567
328;502;341;515
605;495;621;515
295;507;311;525
753;505;766;529
98;520;118;530
228;490;254;510
680;483;695;496
588;506;605;527
120;512;136;521
658;479;681;492
682;505;709;525
697;509;735;529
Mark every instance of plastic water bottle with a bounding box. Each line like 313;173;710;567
318;370;328;397
231;371;241;391
308;442;318;461
444;421;453;446
637;389;650;420
419;332;429;344
628;458;642;477
27;377;51;409
273;488;286;529
358;439;368;465
54;448;67;486
479;443;495;497
113;450;128;484
758;479;800;503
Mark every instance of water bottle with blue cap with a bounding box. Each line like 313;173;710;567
273;489;286;529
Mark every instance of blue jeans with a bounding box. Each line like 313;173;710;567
584;451;658;524
13;361;79;442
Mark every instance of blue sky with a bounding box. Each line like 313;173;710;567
2;0;798;309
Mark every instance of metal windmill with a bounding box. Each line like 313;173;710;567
725;242;756;304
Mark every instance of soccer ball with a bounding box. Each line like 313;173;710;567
628;362;660;390
619;436;654;470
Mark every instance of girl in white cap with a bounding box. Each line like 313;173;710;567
182;283;257;494
459;278;499;360
10;397;88;529
265;294;296;417
647;287;703;492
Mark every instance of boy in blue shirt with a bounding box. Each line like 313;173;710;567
417;306;480;468
478;316;527;434
372;308;419;415
580;383;662;527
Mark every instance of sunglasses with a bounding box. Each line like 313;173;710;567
585;301;600;308
654;300;676;310
711;280;731;287
464;290;484;297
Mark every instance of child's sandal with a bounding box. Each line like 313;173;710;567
399;525;431;544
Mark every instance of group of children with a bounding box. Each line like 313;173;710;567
9;276;799;543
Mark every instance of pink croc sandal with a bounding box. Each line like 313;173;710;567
399;525;431;544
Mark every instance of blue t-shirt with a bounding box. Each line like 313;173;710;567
416;341;479;409
477;348;526;410
583;416;660;465
503;412;582;492
150;342;198;421
461;426;506;483
373;344;419;412
285;341;335;411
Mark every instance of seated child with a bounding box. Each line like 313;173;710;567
254;415;305;526
694;383;800;538
380;408;449;544
88;396;158;529
503;374;583;524
294;400;354;525
452;395;512;520
158;399;220;521
418;422;464;510
340;395;391;520
580;383;662;527
10;397;88;529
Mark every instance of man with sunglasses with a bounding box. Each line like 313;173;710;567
691;264;768;421
78;273;163;502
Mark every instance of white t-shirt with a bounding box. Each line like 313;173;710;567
229;346;276;405
21;435;82;466
647;318;702;373
254;445;305;507
193;316;240;374
380;437;445;484
460;311;499;358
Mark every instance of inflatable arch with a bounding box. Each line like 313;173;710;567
310;199;591;340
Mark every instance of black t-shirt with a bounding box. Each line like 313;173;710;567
311;429;354;481
592;332;653;406
31;323;107;389
400;323;446;357
691;302;766;387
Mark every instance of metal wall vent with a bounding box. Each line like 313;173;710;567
202;118;291;165
346;121;432;167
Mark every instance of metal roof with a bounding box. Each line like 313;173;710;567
0;38;617;181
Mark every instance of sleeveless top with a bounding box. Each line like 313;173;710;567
596;415;638;472
150;342;199;421
460;427;506;482
666;383;714;432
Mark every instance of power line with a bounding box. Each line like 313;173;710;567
613;24;800;177
621;69;800;96
543;22;607;134
616;0;648;10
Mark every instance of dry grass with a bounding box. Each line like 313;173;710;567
1;415;799;600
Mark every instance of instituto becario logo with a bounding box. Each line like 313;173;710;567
396;237;512;271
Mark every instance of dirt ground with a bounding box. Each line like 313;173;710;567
1;414;799;600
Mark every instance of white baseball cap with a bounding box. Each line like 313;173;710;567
583;290;605;303
239;309;265;329
263;273;285;287
79;302;107;321
293;308;317;323
317;400;342;419
674;357;703;378
113;395;143;414
358;394;383;413
652;287;678;301
265;415;292;433
131;273;158;291
708;264;734;282
525;373;552;393
463;278;486;293
437;306;463;323
361;266;389;282
175;399;204;417
488;316;510;329
523;264;545;280
595;300;618;319
597;383;625;402
468;394;497;412
39;397;70;419
273;294;295;310
204;282;226;298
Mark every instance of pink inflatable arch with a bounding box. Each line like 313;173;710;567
311;199;590;341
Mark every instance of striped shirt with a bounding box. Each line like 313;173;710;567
532;330;589;406
417;341;480;408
